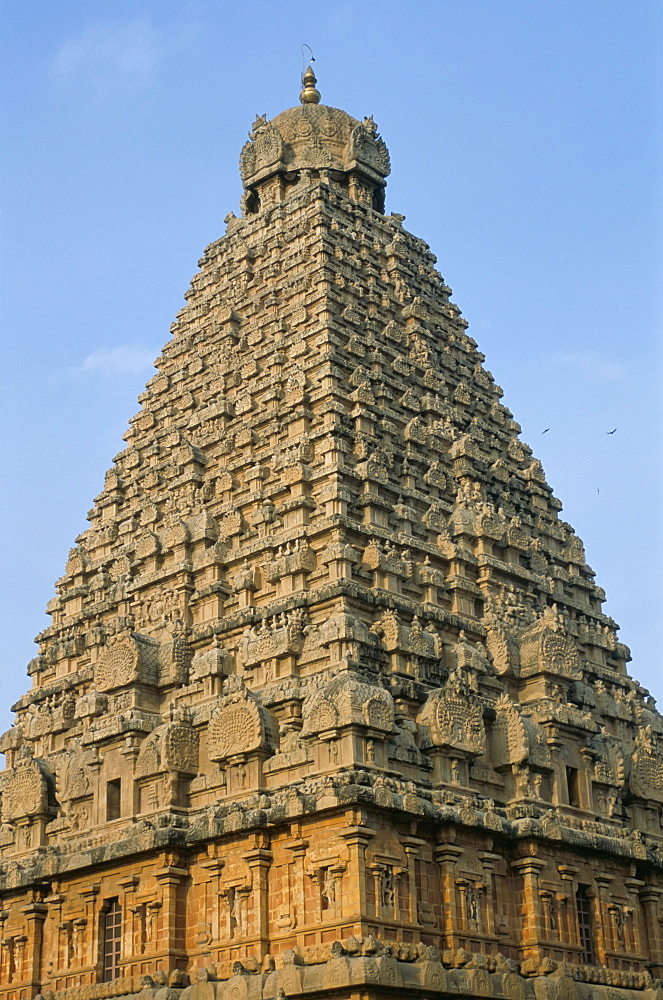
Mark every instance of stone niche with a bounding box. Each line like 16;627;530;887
365;830;409;923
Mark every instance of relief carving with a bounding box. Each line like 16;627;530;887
492;693;552;769
630;726;663;802
239;610;308;668
94;633;161;691
60;745;97;802
301;672;394;738
519;606;581;680
373;610;438;659
263;538;316;582
418;671;485;757
207;675;276;763
0;748;54;822
136;716;199;778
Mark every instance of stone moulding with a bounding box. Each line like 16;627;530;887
30;946;660;1000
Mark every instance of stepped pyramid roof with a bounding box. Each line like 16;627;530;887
1;70;661;1000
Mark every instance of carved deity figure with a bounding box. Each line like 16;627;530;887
321;868;336;910
468;884;479;926
380;866;395;910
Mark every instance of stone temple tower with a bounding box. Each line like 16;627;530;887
1;68;662;1000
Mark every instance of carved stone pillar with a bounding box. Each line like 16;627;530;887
367;863;382;919
511;857;547;960
393;866;406;922
15;935;28;985
119;875;139;967
434;844;463;947
338;825;375;935
282;837;308;929
155;862;188;973
402;836;425;925
78;884;100;976
0;933;12;987
594;874;614;962
198;856;225;946
43;892;64;975
89;757;103;826
243;847;272;959
579;747;596;810
145;901;162;954
456;880;469;930
557;865;579;952
546;734;564;806
555;892;570;949
478;851;501;939
624;877;645;957
20;900;48;992
329;864;346;921
72;916;87;968
0;909;8;985
640;887;663;975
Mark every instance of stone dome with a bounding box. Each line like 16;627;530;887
239;102;391;190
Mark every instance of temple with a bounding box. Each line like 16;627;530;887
1;68;662;1000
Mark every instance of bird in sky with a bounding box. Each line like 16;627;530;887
607;428;617;434
542;428;550;434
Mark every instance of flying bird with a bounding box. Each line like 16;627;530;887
607;428;617;434
542;428;550;434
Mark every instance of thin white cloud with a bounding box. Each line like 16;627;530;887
52;18;165;90
552;351;622;382
80;345;156;377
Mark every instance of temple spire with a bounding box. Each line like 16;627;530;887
300;63;320;104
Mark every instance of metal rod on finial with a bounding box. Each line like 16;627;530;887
299;45;320;104
301;44;315;81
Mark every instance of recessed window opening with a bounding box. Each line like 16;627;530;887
566;766;580;808
106;778;121;821
103;899;122;981
576;884;596;965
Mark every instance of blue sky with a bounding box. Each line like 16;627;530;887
1;0;661;731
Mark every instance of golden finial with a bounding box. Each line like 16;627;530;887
300;63;320;104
